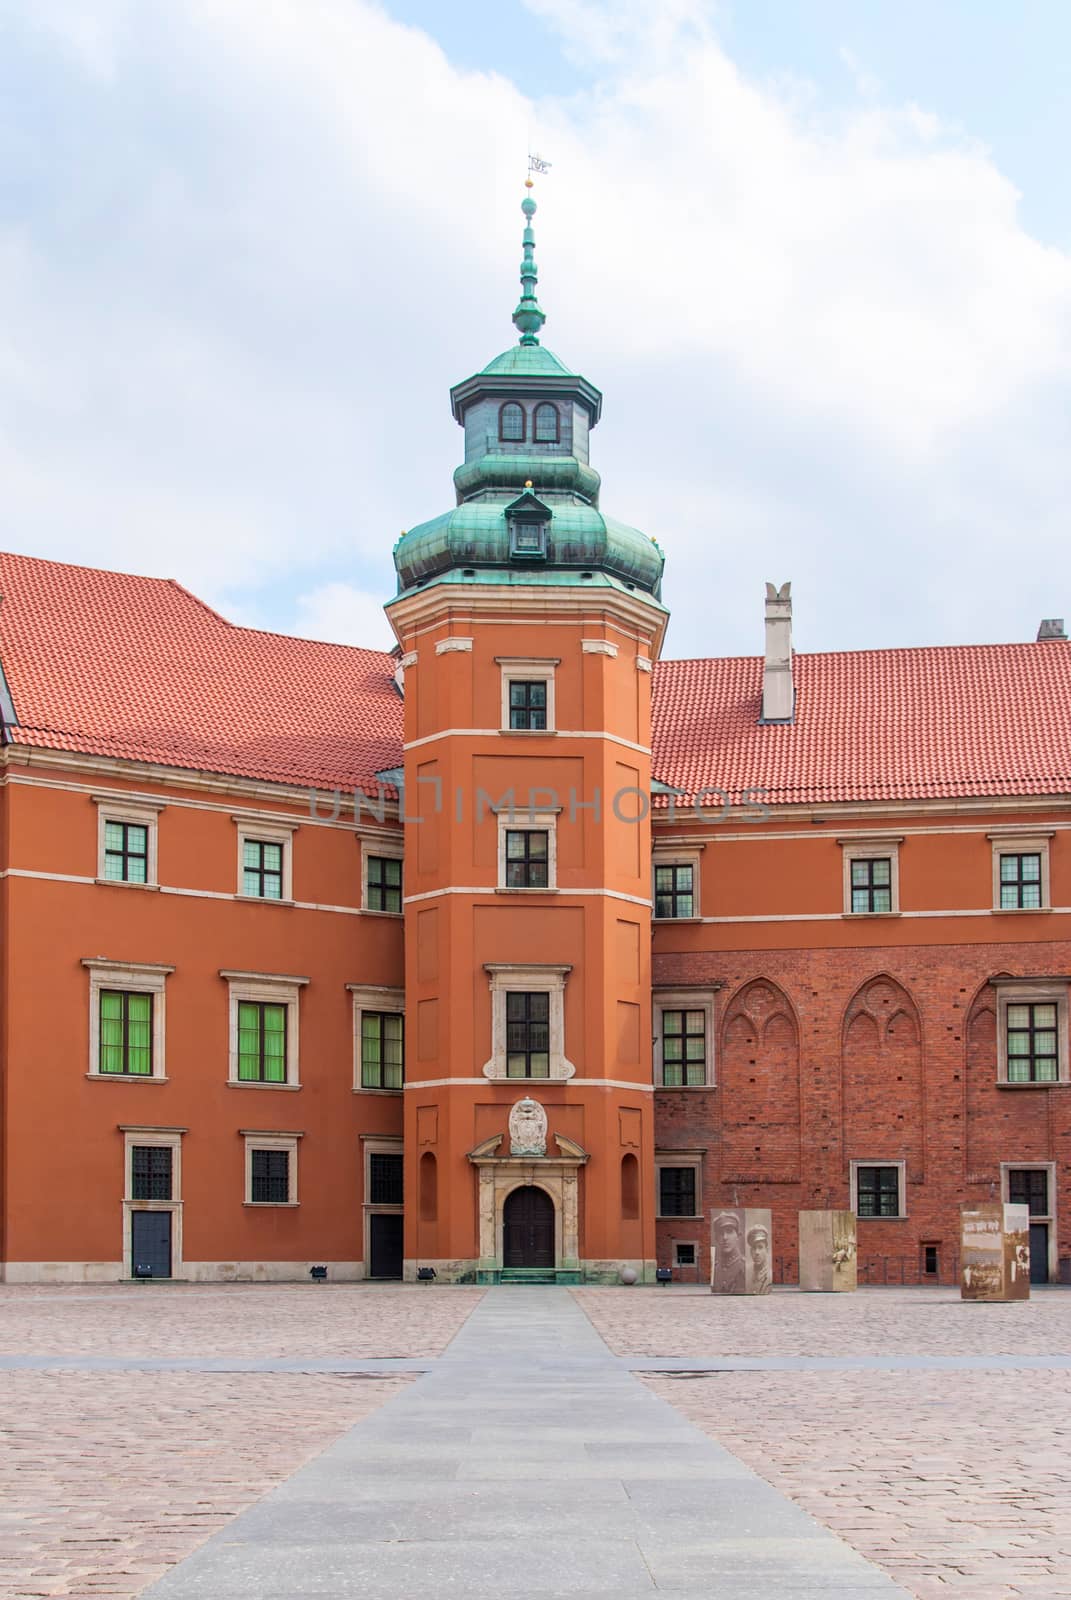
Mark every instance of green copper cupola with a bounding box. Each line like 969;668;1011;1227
392;187;664;600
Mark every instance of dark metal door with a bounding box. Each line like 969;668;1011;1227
1008;1170;1050;1282
1028;1223;1049;1284
131;1211;171;1278
369;1214;404;1279
503;1185;555;1269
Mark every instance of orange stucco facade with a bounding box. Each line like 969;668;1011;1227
1;194;1069;1288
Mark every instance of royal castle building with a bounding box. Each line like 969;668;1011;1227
1;194;1069;1286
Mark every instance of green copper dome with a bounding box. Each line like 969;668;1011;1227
392;188;665;602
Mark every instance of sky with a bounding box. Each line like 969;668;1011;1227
0;0;1069;660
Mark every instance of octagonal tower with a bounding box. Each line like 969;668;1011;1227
387;186;667;1282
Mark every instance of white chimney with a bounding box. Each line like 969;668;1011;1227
762;582;794;723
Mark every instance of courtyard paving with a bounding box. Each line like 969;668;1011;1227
0;1285;480;1598
0;1282;1068;1598
578;1285;1071;1599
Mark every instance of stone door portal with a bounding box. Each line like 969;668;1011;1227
503;1185;555;1268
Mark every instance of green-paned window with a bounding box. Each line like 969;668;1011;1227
505;829;549;889
654;863;694;919
99;990;153;1076
850;857;892;914
367;855;402;913
251;1148;289;1203
661;1008;706;1087
505;990;550;1078
508;679;547;731
238;1001;288;1082
242;838;284;899
856;1165;901;1217
533;402;559;443
361;1012;404;1089
999;853;1042;910
103;820;149;883
1006;1002;1059;1083
499;402;525;442
659;1167;697;1216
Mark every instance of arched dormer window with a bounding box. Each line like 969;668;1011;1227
499;403;525;443
533;402;559;443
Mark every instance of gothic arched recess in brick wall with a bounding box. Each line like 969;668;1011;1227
719;978;801;1185
842;975;924;1181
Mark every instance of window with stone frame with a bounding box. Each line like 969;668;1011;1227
999;852;1043;910
103;820;149;884
251;1148;289;1203
506;990;550;1078
1006;1002;1059;1082
361;1012;404;1089
99;990;153;1076
660;1007;706;1087
850;857;892;914
855;1164;902;1217
654;862;695;919
367;854;402;913
658;1166;698;1217
504;828;549;889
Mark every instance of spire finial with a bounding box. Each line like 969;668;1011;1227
512;179;546;347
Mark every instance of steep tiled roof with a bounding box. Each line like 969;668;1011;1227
3;552;1069;808
652;645;1071;807
0;552;402;794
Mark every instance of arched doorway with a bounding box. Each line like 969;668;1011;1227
503;1185;555;1269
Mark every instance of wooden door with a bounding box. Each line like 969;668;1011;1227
502;1185;555;1268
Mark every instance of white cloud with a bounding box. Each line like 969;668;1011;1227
0;0;1068;657
293;581;394;650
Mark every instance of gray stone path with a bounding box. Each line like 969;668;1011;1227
140;1288;908;1599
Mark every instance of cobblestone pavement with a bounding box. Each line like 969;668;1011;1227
578;1287;1071;1600
0;1284;484;1360
0;1286;482;1599
575;1283;1071;1359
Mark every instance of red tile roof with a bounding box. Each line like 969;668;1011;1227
2;552;1068;808
652;645;1071;807
0;552;402;794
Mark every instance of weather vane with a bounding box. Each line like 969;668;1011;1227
528;152;552;178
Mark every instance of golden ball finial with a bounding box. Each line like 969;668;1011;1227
525;177;534;189
524;479;533;489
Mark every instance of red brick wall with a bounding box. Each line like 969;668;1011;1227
653;940;1071;1284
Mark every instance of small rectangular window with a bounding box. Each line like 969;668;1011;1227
242;839;284;899
130;1152;172;1203
850;857;892;914
361;1012;404;1089
505;990;550;1078
1008;1168;1049;1214
251;1149;289;1203
103;821;149;884
508;680;547;731
508;521;548;560
922;1243;939;1276
99;990;153;1076
654;863;694;919
369;1152;404;1205
658;1167;697;1217
238;1001;288;1082
999;853;1042;910
367;855;402;913
1006;1003;1059;1082
856;1164;901;1217
661;1009;706;1086
505;829;549;888
131;1145;173;1200
675;1241;697;1267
